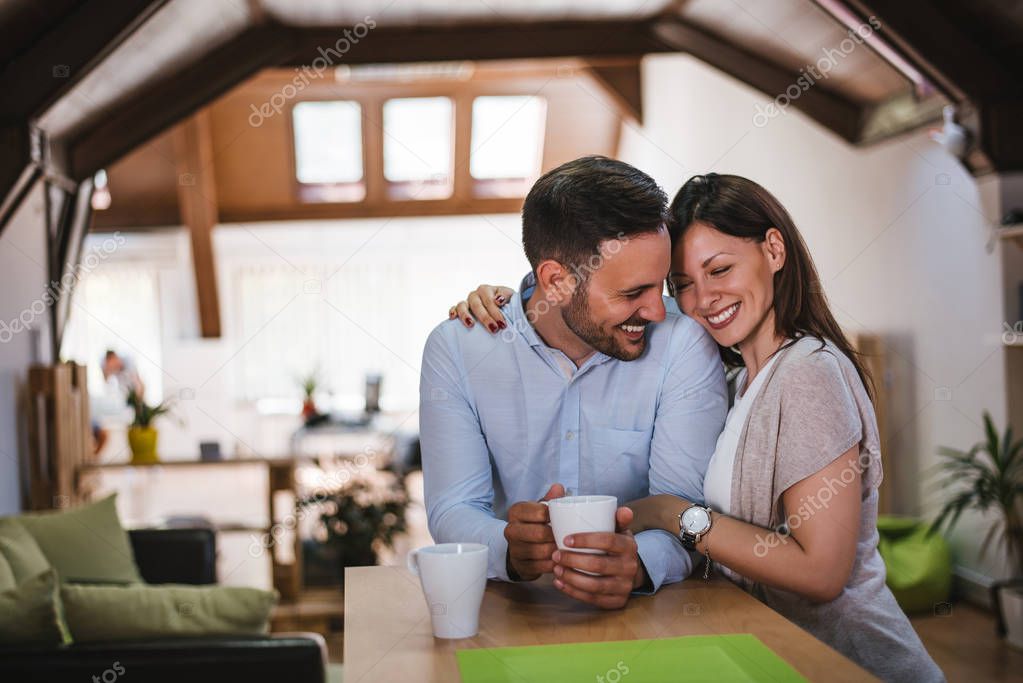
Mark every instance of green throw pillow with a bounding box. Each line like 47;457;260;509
0;517;51;582
61;583;278;642
0;569;70;645
0;548;17;591
18;494;142;584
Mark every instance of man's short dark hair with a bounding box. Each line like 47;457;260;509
521;155;668;274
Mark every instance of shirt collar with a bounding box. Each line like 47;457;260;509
506;271;613;369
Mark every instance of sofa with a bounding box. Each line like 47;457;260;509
0;527;328;683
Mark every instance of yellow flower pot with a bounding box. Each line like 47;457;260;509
128;426;159;465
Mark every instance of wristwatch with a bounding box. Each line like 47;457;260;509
678;504;712;551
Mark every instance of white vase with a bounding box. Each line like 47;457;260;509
1004;587;1023;651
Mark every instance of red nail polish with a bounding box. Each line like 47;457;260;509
495;296;505;305
465;318;474;327
488;323;497;332
498;322;506;330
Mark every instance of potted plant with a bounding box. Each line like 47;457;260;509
125;388;175;465
298;473;408;586
930;412;1023;648
298;370;322;424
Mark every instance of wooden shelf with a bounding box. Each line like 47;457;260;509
80;456;306;471
999;223;1023;247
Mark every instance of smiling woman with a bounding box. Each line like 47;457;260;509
667;174;872;394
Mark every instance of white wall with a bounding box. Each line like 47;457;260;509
0;183;52;515
620;54;1013;581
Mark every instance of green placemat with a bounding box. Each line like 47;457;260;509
457;633;807;682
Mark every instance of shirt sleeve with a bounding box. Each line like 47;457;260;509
639;314;729;592
633;530;695;594
419;323;512;581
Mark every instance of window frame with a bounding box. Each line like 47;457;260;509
468;94;547;199
285;78;551;217
289;99;367;203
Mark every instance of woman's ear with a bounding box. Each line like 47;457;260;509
764;227;786;273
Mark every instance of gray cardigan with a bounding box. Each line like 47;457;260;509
722;336;944;683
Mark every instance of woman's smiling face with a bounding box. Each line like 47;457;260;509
669;221;785;349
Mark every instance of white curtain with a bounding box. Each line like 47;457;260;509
61;265;164;411
233;260;418;406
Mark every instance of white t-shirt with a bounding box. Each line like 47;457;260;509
702;349;783;514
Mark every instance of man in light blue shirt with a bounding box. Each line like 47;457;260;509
420;156;726;608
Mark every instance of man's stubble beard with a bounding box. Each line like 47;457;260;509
561;281;646;361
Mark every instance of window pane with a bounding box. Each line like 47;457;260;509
383;97;453;184
470;96;546;180
292;101;363;184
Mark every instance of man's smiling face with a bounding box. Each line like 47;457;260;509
561;226;670;361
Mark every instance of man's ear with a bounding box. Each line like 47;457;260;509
535;259;578;304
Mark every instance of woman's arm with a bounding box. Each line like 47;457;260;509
448;284;515;332
626;446;862;603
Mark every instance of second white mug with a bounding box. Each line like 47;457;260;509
407;542;488;639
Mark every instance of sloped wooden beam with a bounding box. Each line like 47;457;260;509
0;0;170;120
0;126;36;238
48;179;94;356
585;60;644;124
173;110;221;339
652;18;862;143
837;0;1020;103
67;22;296;180
836;0;1023;172
0;0;165;236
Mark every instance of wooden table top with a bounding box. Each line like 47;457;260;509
343;566;876;682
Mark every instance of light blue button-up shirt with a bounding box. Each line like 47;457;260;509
419;283;727;592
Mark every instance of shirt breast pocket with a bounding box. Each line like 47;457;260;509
585;427;653;500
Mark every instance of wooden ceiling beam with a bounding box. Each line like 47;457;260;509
652;18;862;143
585;60;644;124
0;126;34;238
837;0;1020;103
173;111;221;339
0;0;170;121
836;0;1023;172
66;21;298;181
284;20;670;67
0;0;158;235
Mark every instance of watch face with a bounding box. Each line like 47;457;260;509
682;506;711;533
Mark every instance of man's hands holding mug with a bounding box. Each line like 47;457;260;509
504;484;647;609
504;483;565;580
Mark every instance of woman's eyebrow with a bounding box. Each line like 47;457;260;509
701;251;733;267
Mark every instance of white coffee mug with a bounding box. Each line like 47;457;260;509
407;543;488;639
542;495;617;555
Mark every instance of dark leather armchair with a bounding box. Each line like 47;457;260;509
0;528;327;683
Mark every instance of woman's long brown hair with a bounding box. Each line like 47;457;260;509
668;173;874;400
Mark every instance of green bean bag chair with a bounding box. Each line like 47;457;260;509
876;516;952;614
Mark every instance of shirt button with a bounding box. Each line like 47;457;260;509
565;431;575;440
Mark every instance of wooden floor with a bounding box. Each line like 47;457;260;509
911;602;1023;683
